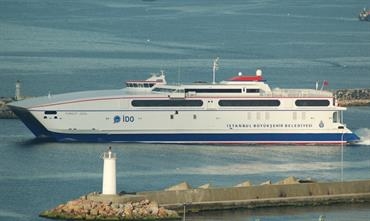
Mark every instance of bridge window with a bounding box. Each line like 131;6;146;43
295;100;330;106
218;100;280;107
132;100;203;107
152;87;177;93
246;89;260;93
44;111;57;115
184;88;241;93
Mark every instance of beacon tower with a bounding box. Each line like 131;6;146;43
102;146;117;195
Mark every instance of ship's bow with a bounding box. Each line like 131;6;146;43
7;104;52;139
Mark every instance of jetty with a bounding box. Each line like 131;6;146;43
136;179;370;213
40;197;180;220
40;148;370;221
41;179;370;220
0;98;16;119
0;80;23;119
335;88;370;107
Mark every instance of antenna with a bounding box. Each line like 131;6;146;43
212;57;219;84
177;59;181;85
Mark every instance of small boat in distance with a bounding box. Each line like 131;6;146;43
8;60;360;144
359;8;370;21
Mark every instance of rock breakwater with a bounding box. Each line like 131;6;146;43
40;196;179;220
335;88;370;106
0;99;16;119
39;179;370;220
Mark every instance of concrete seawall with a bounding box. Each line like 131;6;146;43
85;179;370;214
137;180;370;212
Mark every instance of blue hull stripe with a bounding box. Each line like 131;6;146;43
51;132;360;143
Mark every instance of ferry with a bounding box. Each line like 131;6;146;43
8;62;360;144
359;8;370;21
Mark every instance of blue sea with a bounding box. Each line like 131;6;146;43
0;0;370;220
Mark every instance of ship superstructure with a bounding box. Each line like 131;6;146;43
9;69;359;144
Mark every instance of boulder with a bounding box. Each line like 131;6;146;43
123;203;133;217
234;181;252;187
165;182;192;191
90;208;99;216
198;183;212;189
147;201;159;215
276;176;299;185
157;207;167;217
260;180;271;185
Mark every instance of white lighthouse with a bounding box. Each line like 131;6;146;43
15;80;21;101
102;146;117;195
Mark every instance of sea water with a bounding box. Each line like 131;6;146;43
0;0;369;220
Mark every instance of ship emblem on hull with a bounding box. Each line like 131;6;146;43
319;120;324;128
113;116;121;124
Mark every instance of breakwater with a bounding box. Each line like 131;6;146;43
40;147;370;220
335;88;370;106
40;197;179;220
41;178;370;220
137;179;370;213
0;98;16;119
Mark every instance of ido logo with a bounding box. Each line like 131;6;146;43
122;115;135;123
113;115;135;124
